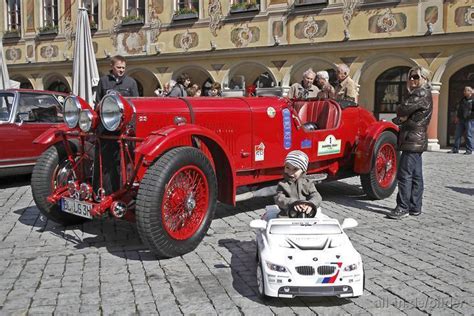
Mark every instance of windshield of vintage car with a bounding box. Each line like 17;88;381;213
269;223;342;235
0;93;14;121
16;93;64;123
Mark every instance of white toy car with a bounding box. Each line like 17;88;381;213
250;207;364;299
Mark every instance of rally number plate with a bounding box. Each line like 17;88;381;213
61;197;93;219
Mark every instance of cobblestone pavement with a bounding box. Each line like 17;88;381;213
0;151;472;315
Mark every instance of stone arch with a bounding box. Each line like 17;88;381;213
355;53;418;112
127;67;161;97
10;75;34;89
283;57;336;88
431;48;474;146
43;73;71;93
224;61;278;90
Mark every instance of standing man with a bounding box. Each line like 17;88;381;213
96;55;139;104
334;64;358;102
288;68;319;99
388;66;433;219
315;70;336;99
448;86;473;155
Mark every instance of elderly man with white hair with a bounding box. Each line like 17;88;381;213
288;68;320;99
315;70;335;99
335;64;358;102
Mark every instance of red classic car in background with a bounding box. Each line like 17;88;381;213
31;93;398;258
0;89;66;177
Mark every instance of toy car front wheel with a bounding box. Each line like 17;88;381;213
31;143;89;226
361;131;399;199
256;261;267;299
136;147;217;259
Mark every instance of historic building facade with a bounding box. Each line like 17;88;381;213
1;0;473;148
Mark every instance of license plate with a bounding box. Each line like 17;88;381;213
61;197;93;219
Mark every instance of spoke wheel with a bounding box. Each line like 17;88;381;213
361;131;399;200
162;166;209;240
136;147;217;259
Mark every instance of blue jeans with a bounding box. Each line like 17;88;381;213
396;152;423;212
453;119;474;152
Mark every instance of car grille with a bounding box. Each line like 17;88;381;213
296;266;315;276
317;265;336;275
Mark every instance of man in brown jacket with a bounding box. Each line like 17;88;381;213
335;64;358;102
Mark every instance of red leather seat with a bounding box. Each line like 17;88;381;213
294;100;339;130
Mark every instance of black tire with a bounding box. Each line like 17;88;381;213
361;131;399;200
256;257;267;299
31;144;88;226
136;147;217;259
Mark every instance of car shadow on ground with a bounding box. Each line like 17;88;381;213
446;186;474;196
13;206;158;261
218;238;352;308
0;174;31;189
317;180;394;216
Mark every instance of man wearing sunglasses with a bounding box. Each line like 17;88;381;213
389;67;433;220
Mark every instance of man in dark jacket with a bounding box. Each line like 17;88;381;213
388;66;433;219
448;86;473;155
95;55;139;105
168;73;191;97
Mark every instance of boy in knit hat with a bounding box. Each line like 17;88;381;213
275;150;322;217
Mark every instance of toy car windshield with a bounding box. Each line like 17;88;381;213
269;223;342;235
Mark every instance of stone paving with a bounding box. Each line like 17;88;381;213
0;151;473;315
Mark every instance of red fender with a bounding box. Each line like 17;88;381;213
135;124;237;204
354;121;398;174
33;125;74;145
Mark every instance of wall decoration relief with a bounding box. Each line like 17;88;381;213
26;45;34;58
342;0;360;39
6;48;21;62
93;42;98;54
64;17;73;50
369;9;406;33
272;21;284;38
455;6;474;26
173;30;199;51
209;0;224;36
122;31;147;54
424;6;438;25
106;0;119;20
40;45;58;60
294;18;327;40
149;6;162;43
271;60;286;72
231;25;260;47
151;0;164;14
109;2;122;48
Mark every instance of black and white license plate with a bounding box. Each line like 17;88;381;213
61;197;92;219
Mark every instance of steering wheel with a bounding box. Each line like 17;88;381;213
288;201;317;218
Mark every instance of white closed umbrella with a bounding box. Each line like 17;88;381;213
0;39;11;90
72;7;100;105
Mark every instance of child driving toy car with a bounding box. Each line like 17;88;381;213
275;150;322;218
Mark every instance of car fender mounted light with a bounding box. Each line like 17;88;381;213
99;91;134;132
79;110;98;132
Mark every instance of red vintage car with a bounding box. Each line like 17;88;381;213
0;89;67;177
31;93;398;258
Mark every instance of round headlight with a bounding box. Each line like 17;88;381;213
100;94;123;131
63;97;81;128
79;110;93;132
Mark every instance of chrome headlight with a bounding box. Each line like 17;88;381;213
100;94;123;131
63;96;81;128
79;110;93;132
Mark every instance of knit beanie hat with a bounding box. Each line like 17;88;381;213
285;150;309;172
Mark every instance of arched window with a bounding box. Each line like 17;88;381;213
374;66;410;120
46;80;70;93
447;64;474;145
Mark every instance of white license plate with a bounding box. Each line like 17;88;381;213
61;197;93;219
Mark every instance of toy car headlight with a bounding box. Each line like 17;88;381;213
100;94;123;131
79;110;93;132
63;96;81;128
344;263;358;272
266;261;287;273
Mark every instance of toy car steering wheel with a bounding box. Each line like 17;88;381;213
288;201;317;218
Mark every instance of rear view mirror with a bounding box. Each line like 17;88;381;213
250;219;267;230
341;218;358;229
